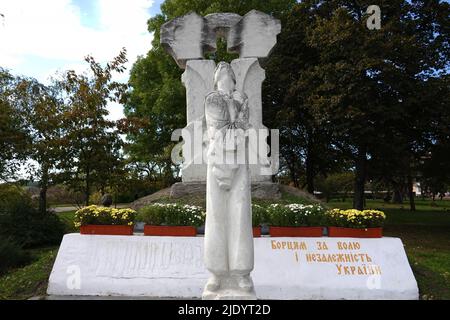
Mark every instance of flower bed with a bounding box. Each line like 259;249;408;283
138;203;205;237
252;204;270;237
266;203;326;237
252;226;262;237
80;225;133;235
325;209;385;238
74;205;136;235
143;225;197;237
327;226;382;238
269;226;323;237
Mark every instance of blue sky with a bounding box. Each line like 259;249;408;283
1;0;164;120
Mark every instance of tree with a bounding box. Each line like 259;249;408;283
58;49;128;206
0;68;30;180
316;172;355;202
263;3;349;193
269;0;449;210
14;78;67;214
365;0;449;210
125;0;449;209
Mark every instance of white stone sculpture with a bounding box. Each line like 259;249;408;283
202;62;255;299
161;10;280;184
160;10;282;299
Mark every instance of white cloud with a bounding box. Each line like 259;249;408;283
0;0;156;120
0;0;153;73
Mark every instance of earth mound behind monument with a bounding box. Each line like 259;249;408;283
130;183;321;210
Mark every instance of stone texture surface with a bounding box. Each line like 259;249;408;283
170;182;206;198
179;60;214;181
202;62;256;299
129;188;171;210
231;58;271;181
129;184;318;211
179;58;273;183
161;11;280;183
228;10;281;58
204;12;242;51
48;234;419;300
160;12;209;69
161;10;281;67
170;182;281;200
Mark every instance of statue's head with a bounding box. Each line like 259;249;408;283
214;62;236;91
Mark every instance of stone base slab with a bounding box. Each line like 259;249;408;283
47;234;418;300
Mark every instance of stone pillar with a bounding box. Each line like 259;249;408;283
231;58;271;182
161;10;280;184
180;60;215;182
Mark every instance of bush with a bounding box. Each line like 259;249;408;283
267;203;326;227
0;236;30;274
138;203;205;227
315;172;354;202
0;184;30;211
0;186;65;248
74;205;136;227
326;209;386;228
252;204;270;227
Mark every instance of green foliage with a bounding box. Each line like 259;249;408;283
326;208;386;228
0;184;28;209
0;247;57;300
0;68;30;180
57;49;128;206
57;210;78;233
0;236;30;275
0;188;65;248
138;203;205;227
315;172;354;202
263;0;450;208
14;78;68;213
74;205;136;227
266;203;326;227
251;204;270;227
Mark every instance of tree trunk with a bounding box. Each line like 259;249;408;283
85;167;90;206
305;134;315;195
353;146;367;210
407;174;416;211
290;168;299;188
393;188;403;204
39;163;49;215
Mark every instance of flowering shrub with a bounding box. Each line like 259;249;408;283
267;203;326;227
326;209;386;228
74;205;136;228
252;204;270;227
138;203;205;227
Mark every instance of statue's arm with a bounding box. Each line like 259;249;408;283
235;92;250;129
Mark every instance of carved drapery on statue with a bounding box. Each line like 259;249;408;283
160;10;281;300
203;62;255;299
162;10;280;183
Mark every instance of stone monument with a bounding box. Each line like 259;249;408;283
46;10;419;302
160;10;281;299
161;10;281;199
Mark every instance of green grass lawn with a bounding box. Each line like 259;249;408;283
0;246;58;300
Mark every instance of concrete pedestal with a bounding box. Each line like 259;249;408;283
47;234;418;300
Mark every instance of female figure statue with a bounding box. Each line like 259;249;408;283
203;62;255;299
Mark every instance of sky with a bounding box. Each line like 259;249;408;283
0;0;164;120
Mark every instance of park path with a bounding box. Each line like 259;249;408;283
51;203;131;213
